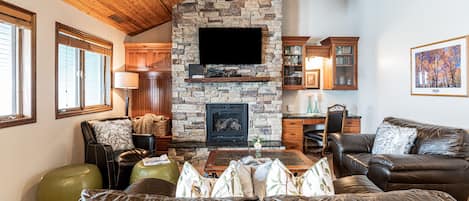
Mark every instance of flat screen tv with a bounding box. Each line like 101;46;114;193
199;28;262;65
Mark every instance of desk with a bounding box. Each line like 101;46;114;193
282;113;361;152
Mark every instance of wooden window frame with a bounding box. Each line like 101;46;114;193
55;22;113;119
0;2;36;129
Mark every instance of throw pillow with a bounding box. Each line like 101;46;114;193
91;119;135;151
175;162;215;198
372;122;418;154
252;160;273;200
265;159;300;197
232;161;255;198
175;161;246;198
264;158;335;198
211;161;244;198
298;157;334;196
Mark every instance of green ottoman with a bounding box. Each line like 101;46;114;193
130;160;179;185
37;164;102;201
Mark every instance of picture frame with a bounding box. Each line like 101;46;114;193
411;36;468;97
305;69;320;89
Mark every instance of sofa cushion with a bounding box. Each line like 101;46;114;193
343;153;372;175
384;117;467;158
81;189;252;201
333;175;383;194
263;189;456;201
370;154;469;171
372;122;417;154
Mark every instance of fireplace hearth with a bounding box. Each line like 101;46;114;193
206;104;248;145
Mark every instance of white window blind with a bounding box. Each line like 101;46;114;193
0;22;14;116
58;44;80;110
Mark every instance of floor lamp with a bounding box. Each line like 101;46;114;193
114;72;139;117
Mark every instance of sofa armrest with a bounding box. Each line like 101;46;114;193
329;134;375;177
369;154;469;171
85;143;116;188
132;134;156;156
330;133;375;154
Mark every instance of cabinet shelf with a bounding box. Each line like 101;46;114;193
282;36;309;90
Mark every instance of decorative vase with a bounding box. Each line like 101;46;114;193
307;96;313;113
254;138;262;151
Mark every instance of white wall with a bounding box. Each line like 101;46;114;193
125;21;172;43
352;0;469;132
282;0;359;115
0;0;126;200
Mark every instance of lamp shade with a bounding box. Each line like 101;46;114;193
114;72;139;89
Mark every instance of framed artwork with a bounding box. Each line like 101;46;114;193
411;36;468;96
305;70;320;89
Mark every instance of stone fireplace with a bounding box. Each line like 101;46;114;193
206;104;248;145
171;0;283;143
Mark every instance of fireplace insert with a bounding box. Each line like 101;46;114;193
206;104;248;145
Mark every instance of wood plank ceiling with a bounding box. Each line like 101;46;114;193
63;0;182;36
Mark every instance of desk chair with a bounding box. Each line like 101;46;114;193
304;104;347;156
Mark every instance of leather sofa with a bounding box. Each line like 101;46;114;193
329;117;469;201
80;176;456;201
81;117;156;189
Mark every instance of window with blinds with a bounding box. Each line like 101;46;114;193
0;2;36;129
55;23;113;119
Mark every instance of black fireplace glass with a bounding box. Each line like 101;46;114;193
206;104;248;145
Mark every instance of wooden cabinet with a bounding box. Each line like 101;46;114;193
125;43;171;72
156;135;172;155
282;119;304;151
282;36;309;90
320;37;359;90
282;117;361;151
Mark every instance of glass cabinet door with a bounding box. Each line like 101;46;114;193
334;45;355;87
283;45;303;87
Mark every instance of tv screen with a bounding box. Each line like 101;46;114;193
199;28;262;65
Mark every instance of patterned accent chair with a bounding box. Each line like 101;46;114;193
81;117;155;189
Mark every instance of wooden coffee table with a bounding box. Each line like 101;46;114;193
204;149;313;176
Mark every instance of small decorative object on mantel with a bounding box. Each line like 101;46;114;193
411;36;468;97
189;64;204;78
206;68;242;78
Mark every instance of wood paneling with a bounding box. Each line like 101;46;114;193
130;71;172;118
63;0;183;36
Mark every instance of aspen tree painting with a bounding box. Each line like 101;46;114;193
411;36;468;96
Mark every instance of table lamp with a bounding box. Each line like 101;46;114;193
114;72;139;116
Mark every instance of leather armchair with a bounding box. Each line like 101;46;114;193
81;117;156;189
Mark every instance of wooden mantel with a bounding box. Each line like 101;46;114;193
184;77;272;83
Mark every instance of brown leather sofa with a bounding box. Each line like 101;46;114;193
80;176;456;201
329;117;469;201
